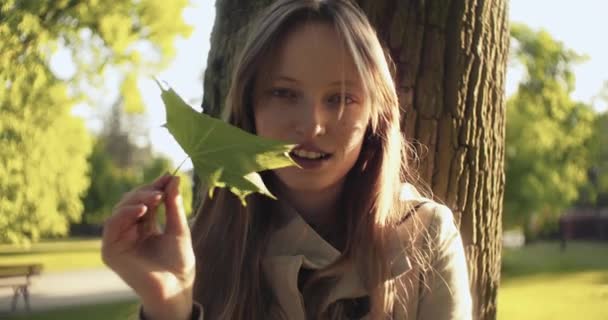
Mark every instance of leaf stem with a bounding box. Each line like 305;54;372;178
171;156;190;176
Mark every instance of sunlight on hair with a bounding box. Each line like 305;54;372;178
400;183;422;202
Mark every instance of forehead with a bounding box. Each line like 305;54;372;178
262;21;362;85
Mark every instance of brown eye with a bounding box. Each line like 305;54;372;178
328;94;355;105
271;88;297;99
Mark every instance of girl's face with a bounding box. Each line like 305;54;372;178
253;22;370;193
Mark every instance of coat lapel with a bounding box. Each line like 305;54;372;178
262;198;418;317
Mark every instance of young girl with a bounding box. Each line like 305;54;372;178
101;0;472;319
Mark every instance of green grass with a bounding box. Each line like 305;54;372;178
3;239;607;319
498;241;608;320
0;238;137;319
0;238;104;272
2;300;140;320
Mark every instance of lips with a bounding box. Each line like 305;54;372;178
290;143;330;158
291;149;328;159
292;143;329;154
289;143;332;169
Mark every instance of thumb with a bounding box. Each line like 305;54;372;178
163;176;189;236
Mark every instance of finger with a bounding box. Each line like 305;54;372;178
136;203;162;239
113;173;171;208
142;173;173;191
120;220;141;247
163;176;189;236
102;204;148;247
115;190;164;209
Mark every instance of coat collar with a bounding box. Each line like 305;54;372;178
262;194;418;308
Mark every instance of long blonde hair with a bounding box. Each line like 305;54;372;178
190;0;425;318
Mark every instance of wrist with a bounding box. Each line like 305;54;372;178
141;290;193;320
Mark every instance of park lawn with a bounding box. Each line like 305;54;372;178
0;238;104;272
498;241;608;320
498;271;608;320
3;300;140;320
2;239;608;319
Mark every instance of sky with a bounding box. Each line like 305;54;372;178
63;0;608;170
507;0;608;109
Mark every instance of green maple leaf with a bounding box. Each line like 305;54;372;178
155;80;298;205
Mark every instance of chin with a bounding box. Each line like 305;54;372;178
273;167;342;193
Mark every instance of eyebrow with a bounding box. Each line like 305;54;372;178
274;75;299;83
274;75;360;88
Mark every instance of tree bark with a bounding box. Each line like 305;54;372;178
200;1;508;319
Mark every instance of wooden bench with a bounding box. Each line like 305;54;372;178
0;264;43;312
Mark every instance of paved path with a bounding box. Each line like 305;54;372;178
0;267;137;313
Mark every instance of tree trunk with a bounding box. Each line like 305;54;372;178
200;1;508;319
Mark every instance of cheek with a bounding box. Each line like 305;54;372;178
332;126;366;175
337;115;368;151
253;106;282;139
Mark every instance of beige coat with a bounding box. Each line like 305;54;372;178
141;193;472;320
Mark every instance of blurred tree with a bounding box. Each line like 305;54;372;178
593;112;608;206
594;80;608;108
80;137;140;225
102;98;152;169
577;110;608;207
504;24;596;236
582;82;608;207
0;0;191;244
81;137;193;226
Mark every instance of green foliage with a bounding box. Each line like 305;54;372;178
593;113;608;200
0;0;191;244
504;24;596;229
579;111;608;206
158;82;297;205
0;89;92;244
81;137;193;225
80;138;139;225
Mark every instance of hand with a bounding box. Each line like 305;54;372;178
101;174;196;320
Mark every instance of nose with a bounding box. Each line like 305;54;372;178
294;99;327;138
